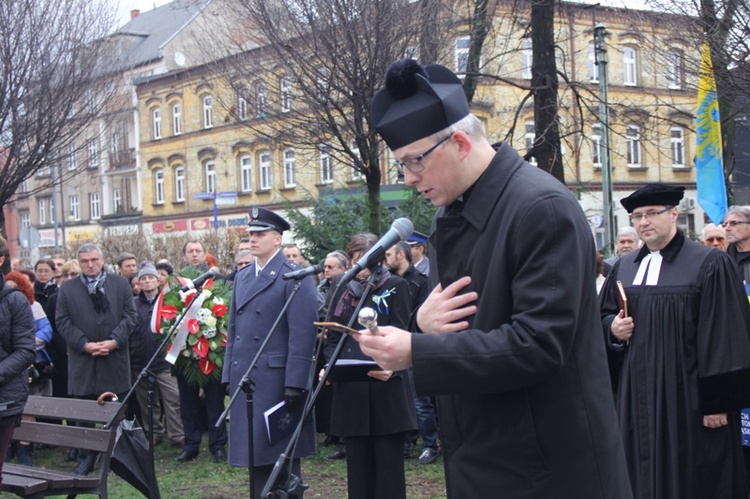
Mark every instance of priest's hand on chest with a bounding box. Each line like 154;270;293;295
416;276;478;335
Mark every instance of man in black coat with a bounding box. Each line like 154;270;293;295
56;243;137;475
355;59;632;497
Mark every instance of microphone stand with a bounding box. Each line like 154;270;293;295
215;280;304;499
105;282;208;498
262;267;382;498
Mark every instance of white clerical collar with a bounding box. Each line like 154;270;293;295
633;250;663;286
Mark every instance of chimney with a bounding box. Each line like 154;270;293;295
130;9;140;20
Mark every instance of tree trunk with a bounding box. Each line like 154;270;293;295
462;0;491;103
530;0;564;184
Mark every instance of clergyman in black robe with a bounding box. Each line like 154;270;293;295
601;183;750;499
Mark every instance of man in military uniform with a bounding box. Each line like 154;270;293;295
222;207;318;497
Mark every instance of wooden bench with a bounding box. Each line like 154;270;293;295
2;395;123;498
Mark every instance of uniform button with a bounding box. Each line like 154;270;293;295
236;336;240;341
254;336;260;341
256;310;261;314
233;361;238;366
238;309;243;314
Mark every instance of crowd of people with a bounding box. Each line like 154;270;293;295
0;58;749;499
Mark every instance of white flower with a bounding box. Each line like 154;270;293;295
202;289;212;300
204;315;217;328
213;297;224;306
203;327;217;339
179;289;196;302
181;349;192;358
196;308;212;325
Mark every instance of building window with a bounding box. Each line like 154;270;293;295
110;132;120;163
67;143;77;170
667;49;682;89
19;179;29;193
87;139;99;168
592;123;602;168
38;199;46;225
671;126;685;167
525;120;537;165
349;139;363;181
280;78;292;113
283;148;296;187
240;155;252;193
626;125;642;167
588;43;599;83
404;45;418;60
623;46;637;86
49;198;55;225
521;38;533;80
89;192;101;220
455;35;471;74
316;68;329;101
203;95;213;129
238;91;248;121
154;170;165;205
259;151;272;190
172;104;182;135
113;189;122;212
255;81;267;116
204;161;216;193
20;211;30;229
152;108;162;139
320;145;333;184
70;195;80;221
174;166;185;201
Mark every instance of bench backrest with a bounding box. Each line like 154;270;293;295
12;396;123;454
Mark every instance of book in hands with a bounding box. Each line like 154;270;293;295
264;399;304;445
325;359;382;382
616;280;628;317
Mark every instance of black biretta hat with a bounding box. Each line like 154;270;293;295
371;59;470;150
246;207;290;233
620;183;685;213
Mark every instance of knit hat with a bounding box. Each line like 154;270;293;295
138;262;158;280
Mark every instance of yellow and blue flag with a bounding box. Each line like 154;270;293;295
695;43;727;224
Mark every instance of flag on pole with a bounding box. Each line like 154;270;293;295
695;43;727;224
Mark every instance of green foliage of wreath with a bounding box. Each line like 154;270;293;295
159;266;232;388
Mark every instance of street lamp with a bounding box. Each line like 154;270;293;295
595;23;615;256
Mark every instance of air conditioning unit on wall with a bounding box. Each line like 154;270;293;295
679;197;697;211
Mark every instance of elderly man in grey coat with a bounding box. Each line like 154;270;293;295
56;243;137;475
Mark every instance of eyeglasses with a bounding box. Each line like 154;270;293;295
393;134;453;174
629;206;673;223
721;220;750;228
61;272;80;278
705;237;725;243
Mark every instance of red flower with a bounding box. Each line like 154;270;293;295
183;291;195;308
220;332;227;347
198;358;216;375
187;318;200;335
212;304;228;317
161;305;178;320
192;335;209;358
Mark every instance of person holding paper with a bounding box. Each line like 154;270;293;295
601;183;750;499
222;207;318;497
354;58;631;498
324;233;417;499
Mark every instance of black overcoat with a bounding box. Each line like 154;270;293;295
411;143;632;498
324;270;417;437
56;274;137;397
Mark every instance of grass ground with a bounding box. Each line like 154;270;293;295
24;434;447;498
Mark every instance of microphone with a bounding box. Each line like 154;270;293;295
341;218;414;283
282;264;323;281
181;267;221;292
358;307;379;334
